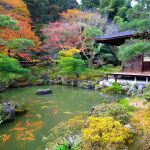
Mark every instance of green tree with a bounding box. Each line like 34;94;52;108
6;39;34;57
0;15;20;30
0;54;30;83
82;27;102;67
0;15;20;45
81;0;100;9
119;4;150;32
58;57;86;78
99;0;131;21
24;0;79;23
118;39;150;64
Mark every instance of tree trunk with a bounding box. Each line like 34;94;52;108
8;49;11;57
76;72;79;78
89;55;93;67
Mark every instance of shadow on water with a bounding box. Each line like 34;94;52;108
0;85;107;150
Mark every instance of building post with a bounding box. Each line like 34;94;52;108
146;77;149;83
114;75;118;82
134;76;137;83
106;74;108;80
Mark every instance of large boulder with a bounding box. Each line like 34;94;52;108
36;89;52;95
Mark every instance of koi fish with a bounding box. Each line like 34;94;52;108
30;121;43;130
17;133;24;139
24;115;33;117
64;112;74;115
40;101;53;104
15;122;22;127
26;120;30;126
36;114;41;118
10;127;27;131
26;130;34;133
19;137;35;141
30;121;43;127
41;106;50;109
26;132;34;137
1;135;11;145
54;108;59;114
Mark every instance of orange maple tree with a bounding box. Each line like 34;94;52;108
0;0;41;61
60;8;104;28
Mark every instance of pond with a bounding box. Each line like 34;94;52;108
0;85;107;150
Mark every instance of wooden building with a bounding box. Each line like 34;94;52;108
93;30;150;82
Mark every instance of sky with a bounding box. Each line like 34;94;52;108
77;0;81;5
76;0;138;6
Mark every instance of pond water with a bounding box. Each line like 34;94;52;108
0;85;106;150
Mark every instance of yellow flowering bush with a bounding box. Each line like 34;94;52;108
58;48;80;57
82;117;133;149
130;110;150;149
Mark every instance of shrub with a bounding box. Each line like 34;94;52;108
143;91;150;101
107;103;131;124
82;117;133;149
44;116;85;150
91;103;131;124
144;83;150;92
102;82;123;102
58;57;86;78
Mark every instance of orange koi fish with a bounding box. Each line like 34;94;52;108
17;133;24;139
19;137;35;141
1;135;11;146
26;120;30;126
30;121;43;127
26;130;33;133
54;108;59;114
30;121;43;130
10;127;27;131
24;115;33;117
15;122;22;127
26;132;34;138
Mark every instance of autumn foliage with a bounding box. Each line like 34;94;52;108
0;0;41;61
40;21;84;51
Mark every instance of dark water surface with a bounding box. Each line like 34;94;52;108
0;85;106;150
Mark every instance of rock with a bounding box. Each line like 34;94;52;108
61;77;67;85
87;81;93;84
54;80;60;84
48;80;54;85
4;103;16;119
9;81;19;88
36;80;44;86
84;84;95;89
36;89;52;95
122;85;130;93
57;76;61;80
127;84;136;96
95;84;102;90
89;106;95;115
70;79;78;86
137;85;143;94
41;73;49;80
77;80;82;87
124;123;134;132
99;80;112;87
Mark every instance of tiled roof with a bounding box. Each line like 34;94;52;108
93;30;138;40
